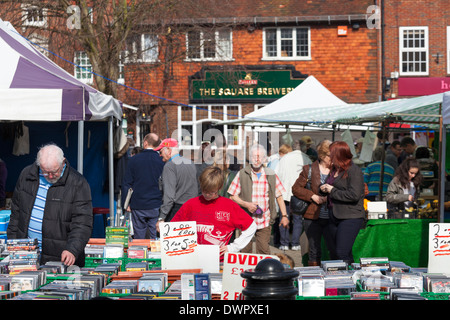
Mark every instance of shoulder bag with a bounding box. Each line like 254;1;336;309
290;166;311;215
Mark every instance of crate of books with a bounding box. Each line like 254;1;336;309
99;272;168;298
84;243;126;270
420;273;450;300
296;261;355;300
126;244;161;270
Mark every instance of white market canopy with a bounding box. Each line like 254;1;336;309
219;75;447;129
219;75;348;127
306;92;444;128
0;19;122;122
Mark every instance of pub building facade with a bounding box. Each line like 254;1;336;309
118;0;380;156
0;0;380;157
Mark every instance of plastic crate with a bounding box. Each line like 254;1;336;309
126;258;161;270
421;292;450;300
0;210;11;232
84;257;126;270
296;295;351;300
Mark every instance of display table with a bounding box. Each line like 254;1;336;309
308;219;448;268
352;219;436;268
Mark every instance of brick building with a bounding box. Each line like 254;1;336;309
2;1;381;152
382;0;450;100
117;0;380;152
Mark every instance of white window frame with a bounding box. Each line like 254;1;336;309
125;33;158;63
185;29;233;61
177;104;242;150
262;27;311;61
21;4;47;27
74;51;93;84
399;26;429;76
28;33;49;57
447;26;450;75
118;51;125;84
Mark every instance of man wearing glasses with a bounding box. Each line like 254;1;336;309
7;143;93;267
228;144;288;255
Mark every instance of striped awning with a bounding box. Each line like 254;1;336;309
0;19;122;121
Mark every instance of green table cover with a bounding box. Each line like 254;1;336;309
303;219;446;268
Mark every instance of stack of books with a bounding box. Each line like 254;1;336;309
105;227;129;248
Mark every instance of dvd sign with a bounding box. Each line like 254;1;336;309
221;252;278;300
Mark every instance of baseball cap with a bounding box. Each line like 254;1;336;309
154;138;178;151
300;136;313;145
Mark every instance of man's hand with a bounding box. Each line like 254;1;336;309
156;220;162;233
61;250;76;266
246;202;258;214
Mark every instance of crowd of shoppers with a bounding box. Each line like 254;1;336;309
5;130;434;267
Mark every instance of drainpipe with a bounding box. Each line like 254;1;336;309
381;0;386;101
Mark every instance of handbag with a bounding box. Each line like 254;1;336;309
290;166;311;215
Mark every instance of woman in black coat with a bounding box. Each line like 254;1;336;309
320;141;365;264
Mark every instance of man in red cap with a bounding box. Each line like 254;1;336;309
155;138;199;225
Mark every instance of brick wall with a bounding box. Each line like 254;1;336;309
120;23;379;139
383;0;450;98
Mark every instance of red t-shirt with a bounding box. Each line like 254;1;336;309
171;196;253;247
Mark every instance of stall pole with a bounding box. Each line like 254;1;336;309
77;121;84;174
438;104;445;223
108;116;115;226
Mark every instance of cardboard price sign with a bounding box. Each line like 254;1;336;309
160;221;198;270
221;252;278;300
428;223;450;274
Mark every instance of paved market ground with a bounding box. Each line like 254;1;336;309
262;232;309;268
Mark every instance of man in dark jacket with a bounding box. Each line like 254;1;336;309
7;143;93;267
121;133;165;239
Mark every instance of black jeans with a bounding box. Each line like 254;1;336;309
328;209;364;264
303;217;333;263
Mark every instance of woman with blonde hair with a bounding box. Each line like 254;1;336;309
292;140;333;266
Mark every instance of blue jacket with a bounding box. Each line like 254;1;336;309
121;149;165;210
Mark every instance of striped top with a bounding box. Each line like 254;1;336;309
363;161;395;198
28;165;66;248
27;175;51;248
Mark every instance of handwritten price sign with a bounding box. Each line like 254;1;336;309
160;221;198;270
428;223;450;274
